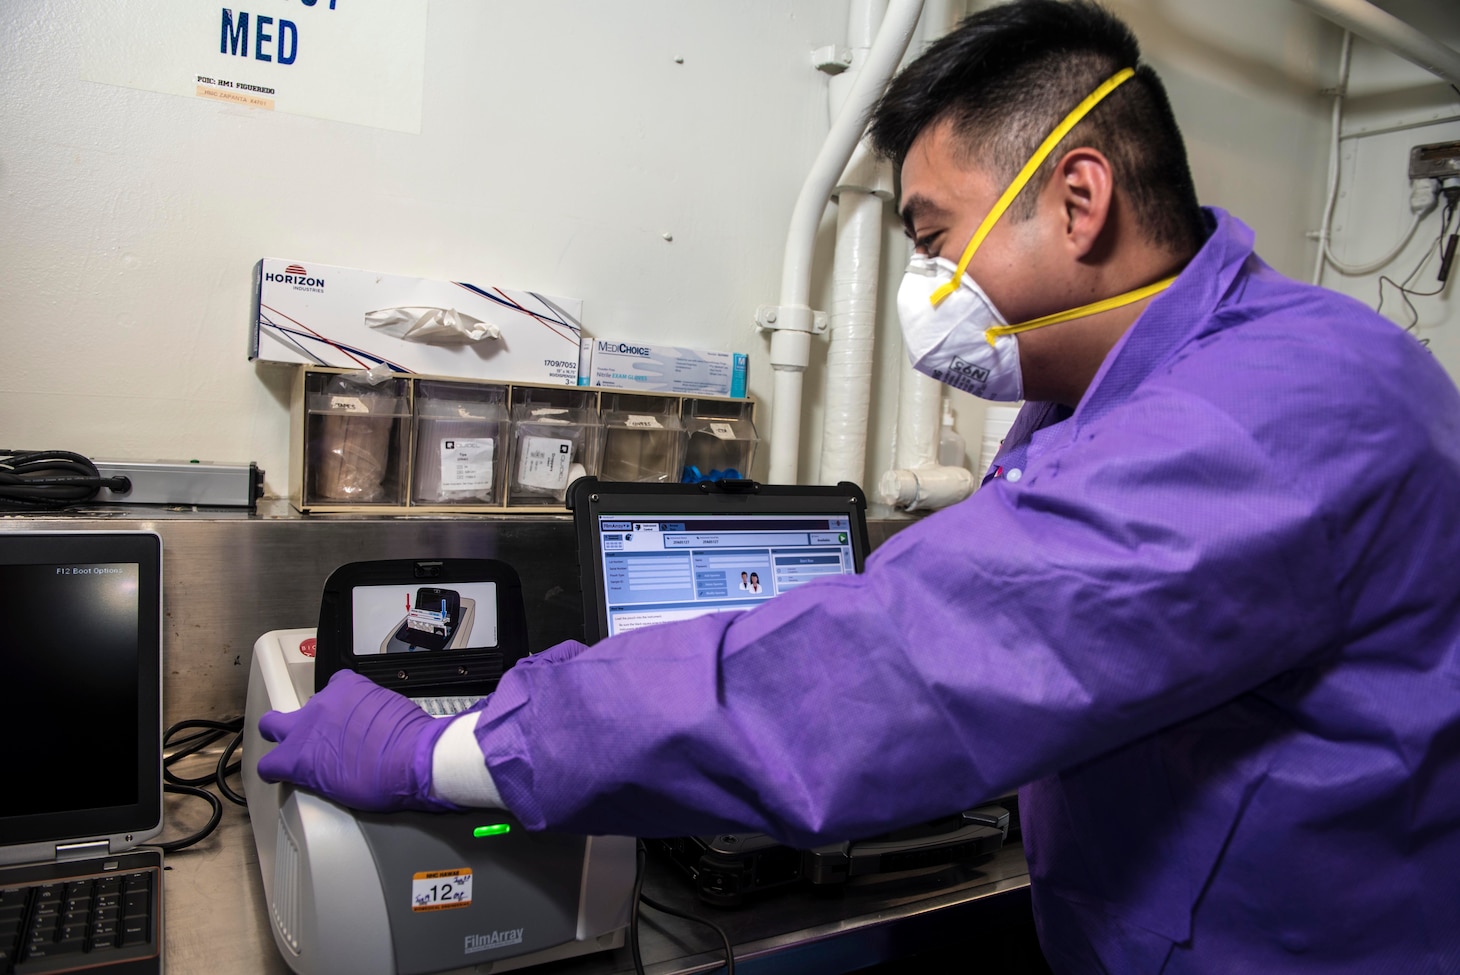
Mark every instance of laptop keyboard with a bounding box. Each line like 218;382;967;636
0;870;156;974
413;695;484;717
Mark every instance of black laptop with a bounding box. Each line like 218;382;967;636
568;479;1010;906
0;531;164;973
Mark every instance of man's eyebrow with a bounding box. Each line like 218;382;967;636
898;194;950;236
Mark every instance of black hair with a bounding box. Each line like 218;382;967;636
868;0;1206;255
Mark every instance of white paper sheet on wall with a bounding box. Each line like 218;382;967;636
81;0;428;134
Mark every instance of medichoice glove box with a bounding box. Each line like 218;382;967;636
251;259;585;386
577;337;748;397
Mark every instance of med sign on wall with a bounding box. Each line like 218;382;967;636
83;0;428;133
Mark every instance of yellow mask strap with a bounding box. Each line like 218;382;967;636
929;67;1136;307
984;274;1177;344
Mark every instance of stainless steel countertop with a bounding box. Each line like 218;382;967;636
5;503;1030;973
160;792;1030;975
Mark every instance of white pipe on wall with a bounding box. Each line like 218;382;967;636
876;0;977;512
879;355;978;511
768;359;808;485
766;0;925;485
893;353;944;472
830;0;890;119
878;351;972;510
1312;31;1354;286
819;0;892;488
1292;0;1460;87
879;463;976;511
919;0;965;51
820;188;886;486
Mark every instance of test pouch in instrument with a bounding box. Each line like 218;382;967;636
312;558;531;697
251;258;583;385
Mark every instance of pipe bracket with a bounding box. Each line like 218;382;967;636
756;304;828;334
812;45;854;74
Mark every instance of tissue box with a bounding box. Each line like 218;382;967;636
577;338;748;397
251;259;583;385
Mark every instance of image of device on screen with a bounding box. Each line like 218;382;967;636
349;581;499;655
383;586;463;652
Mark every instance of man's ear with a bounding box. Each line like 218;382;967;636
1051;148;1114;261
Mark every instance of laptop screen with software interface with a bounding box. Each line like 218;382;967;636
596;514;857;637
570;479;870;644
0;532;162;854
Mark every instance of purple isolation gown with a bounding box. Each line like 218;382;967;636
464;210;1460;973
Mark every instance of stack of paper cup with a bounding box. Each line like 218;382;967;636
978;405;1022;477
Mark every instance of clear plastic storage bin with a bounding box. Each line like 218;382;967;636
304;373;411;505
507;388;602;506
410;381;509;505
599;393;685;483
681;398;759;483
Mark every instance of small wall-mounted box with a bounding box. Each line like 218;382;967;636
1410;140;1460;181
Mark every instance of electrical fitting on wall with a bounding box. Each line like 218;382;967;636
1314;162;1446;282
1372;168;1459;336
1410;143;1460;288
1308;35;1458;338
1310;33;1460;295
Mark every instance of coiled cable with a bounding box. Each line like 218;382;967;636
0;449;131;510
158;716;247;853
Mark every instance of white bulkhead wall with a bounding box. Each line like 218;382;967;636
0;1;1449;491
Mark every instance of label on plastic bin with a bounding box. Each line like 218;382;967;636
710;422;736;440
625;415;662;429
440;438;494;492
518;436;574;491
411;868;472;912
329;395;369;414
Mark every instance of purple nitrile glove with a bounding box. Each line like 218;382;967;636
256;670;459;813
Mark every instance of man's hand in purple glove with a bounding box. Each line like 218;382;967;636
256;670;459;813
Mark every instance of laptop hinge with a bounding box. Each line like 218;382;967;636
55;840;111;862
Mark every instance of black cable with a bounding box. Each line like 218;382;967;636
157;715;247;851
216;730;247;806
1437;191;1460;285
630;842;648;975
163;718;243;787
163;728;227;760
165;717;244;741
631;841;735;975
638;892;736;975
1438;225;1458;285
158;783;223;853
1378;197;1457;332
164;732;228;785
0;450;130;510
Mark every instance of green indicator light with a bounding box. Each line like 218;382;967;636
473;824;511;838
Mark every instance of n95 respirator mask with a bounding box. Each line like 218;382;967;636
895;67;1180;403
896;254;1024;402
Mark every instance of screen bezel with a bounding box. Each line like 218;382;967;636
314;559;530;696
0;531;163;854
568;478;870;644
